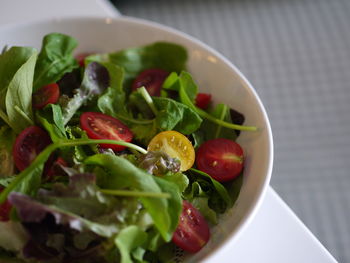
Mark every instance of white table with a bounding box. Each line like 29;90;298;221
0;1;338;262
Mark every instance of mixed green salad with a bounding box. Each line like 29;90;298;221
0;33;257;263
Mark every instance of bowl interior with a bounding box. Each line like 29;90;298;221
0;17;273;262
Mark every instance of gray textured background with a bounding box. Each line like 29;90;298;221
113;0;350;262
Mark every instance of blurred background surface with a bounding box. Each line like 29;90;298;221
113;0;350;262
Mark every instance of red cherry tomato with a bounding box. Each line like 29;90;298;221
75;52;93;67
196;138;244;182
195;93;212;109
13;126;52;171
45;157;67;180
32;83;60;109
172;200;210;253
0;188;11;221
80;112;133;152
131;68;169;96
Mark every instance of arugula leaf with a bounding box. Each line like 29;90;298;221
162;172;189;194
84;154;180;242
4;52;37;133
61;62;109;125
185;168;232;214
87;42;187;89
0;126;16;177
114;226;147;263
36;104;66;142
33;33;78;91
0;47;37;112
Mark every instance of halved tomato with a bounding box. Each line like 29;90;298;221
80;112;133;152
172;200;210;253
32;83;60;109
0;188;11;221
196;138;244;182
147;131;195;171
131;68;169;96
195;93;212;109
13;126;52;171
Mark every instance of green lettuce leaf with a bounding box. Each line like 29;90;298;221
114;226;147;263
33;33;78;91
84;154;181;242
61;62;109;125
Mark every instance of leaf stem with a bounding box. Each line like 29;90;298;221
215;104;228;138
138;86;158;115
179;87;257;131
100;189;170;199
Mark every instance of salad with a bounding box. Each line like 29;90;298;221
0;33;257;263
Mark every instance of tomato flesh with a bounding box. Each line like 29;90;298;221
172;200;210;253
80;112;133;152
132;68;169;96
13;126;52;171
147;131;195;171
196;138;244;182
0;188;11;221
32;83;60;109
195;93;212;109
75;52;93;67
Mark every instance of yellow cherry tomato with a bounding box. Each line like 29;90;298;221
147;131;195;171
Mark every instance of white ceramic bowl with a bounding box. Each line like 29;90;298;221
0;17;273;262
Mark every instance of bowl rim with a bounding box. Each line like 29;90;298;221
0;15;274;261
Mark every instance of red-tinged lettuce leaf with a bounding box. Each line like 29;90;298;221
60;62;109;125
8;173;143;262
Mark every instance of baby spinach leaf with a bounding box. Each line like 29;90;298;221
84;154;178;242
33;33;78;91
114;226;147;263
162;172;189;194
153;97;202;134
0;47;37;112
5;52;37;133
61;62;109;125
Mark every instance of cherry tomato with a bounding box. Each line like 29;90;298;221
0;188;11;221
45;157;67;180
32;83;60;109
13;126;52;171
80;112;133;152
75;52;93;67
147;131;195;171
195;93;212;109
196;138;244;182
131;68;169;96
172;200;210;253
